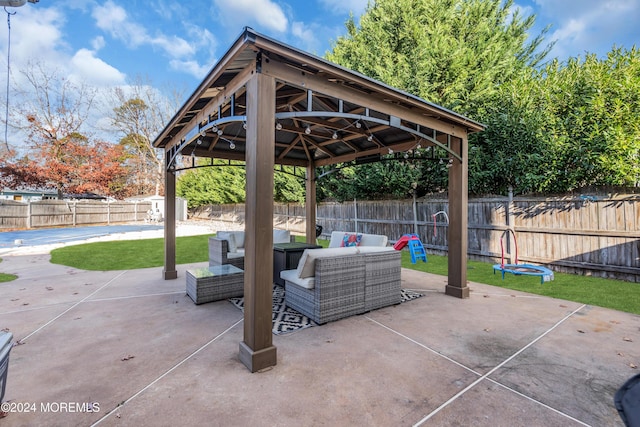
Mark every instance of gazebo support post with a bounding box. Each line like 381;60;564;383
239;72;277;372
446;135;469;298
305;164;316;244
163;157;177;280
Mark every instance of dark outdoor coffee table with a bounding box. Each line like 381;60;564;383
273;242;321;286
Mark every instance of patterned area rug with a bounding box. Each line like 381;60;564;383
229;287;423;335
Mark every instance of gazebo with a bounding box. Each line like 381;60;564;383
153;28;484;372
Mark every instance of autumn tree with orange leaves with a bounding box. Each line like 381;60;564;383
0;63;129;199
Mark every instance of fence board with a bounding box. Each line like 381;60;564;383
0;201;151;229
191;194;639;282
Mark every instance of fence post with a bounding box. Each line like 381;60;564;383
507;186;515;264
72;201;77;226
412;188;418;235
107;201;111;225
27;201;32;228
354;198;358;233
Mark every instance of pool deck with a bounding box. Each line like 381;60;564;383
0;242;637;426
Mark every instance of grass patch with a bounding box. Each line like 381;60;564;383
400;251;640;315
0;257;17;282
50;234;214;270
49;234;640;315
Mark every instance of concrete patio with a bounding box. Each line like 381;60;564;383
0;249;637;426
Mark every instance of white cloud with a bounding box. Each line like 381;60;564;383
150;34;195;59
92;1;149;47
91;36;105;51
212;0;288;33
70;48;126;86
291;21;322;55
169;59;211;80
319;0;369;15
532;0;640;58
181;25;218;76
7;7;66;66
511;2;535;22
91;1;194;59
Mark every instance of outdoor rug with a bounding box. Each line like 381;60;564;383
229;287;423;335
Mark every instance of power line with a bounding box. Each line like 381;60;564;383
3;6;16;153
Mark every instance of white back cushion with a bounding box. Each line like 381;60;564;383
273;229;291;244
296;247;359;278
217;231;237;253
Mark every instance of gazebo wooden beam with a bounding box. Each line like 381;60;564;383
446;135;469;297
238;71;278;373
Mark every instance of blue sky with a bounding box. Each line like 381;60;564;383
0;0;638;135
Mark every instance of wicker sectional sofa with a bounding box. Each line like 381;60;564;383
280;232;401;324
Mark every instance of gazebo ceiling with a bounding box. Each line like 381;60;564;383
153;27;484;171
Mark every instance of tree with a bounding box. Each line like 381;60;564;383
177;161;306;209
106;77;184;196
0;63;129;198
0;133;129;198
177;160;247;209
323;0;553;200
538;48;640;190
327;0;551;115
471;47;640;194
273;167;306;204
317;160;423;202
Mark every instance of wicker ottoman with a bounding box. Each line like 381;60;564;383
186;265;244;304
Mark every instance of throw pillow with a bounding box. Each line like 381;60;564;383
341;233;362;247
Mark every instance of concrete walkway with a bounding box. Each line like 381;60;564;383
0;251;637;426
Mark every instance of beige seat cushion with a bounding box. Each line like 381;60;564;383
280;269;315;289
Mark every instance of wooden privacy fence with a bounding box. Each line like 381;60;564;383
192;194;640;282
0;200;152;229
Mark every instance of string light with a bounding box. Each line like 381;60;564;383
275;122;282;130
305;126;311;135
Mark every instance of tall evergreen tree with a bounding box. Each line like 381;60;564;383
324;0;552;199
327;0;551;116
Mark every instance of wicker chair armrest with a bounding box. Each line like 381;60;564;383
209;237;230;263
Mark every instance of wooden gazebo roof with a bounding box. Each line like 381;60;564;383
154;27;483;168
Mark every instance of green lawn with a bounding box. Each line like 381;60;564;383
49;234;214;270
400;251;640;315
41;234;640;315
